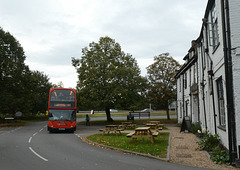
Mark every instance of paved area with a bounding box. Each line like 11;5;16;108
76;124;238;170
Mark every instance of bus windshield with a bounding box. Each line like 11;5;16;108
48;109;76;121
50;89;76;108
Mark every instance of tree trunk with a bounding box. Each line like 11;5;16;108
105;107;113;122
166;108;170;120
166;100;170;120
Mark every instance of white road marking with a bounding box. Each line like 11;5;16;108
28;126;49;161
28;137;32;143
29;147;48;162
33;132;38;136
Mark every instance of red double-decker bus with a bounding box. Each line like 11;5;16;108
47;88;77;132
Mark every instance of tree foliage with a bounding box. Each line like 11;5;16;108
0;27;52;116
28;71;52;114
72;36;147;121
147;53;181;119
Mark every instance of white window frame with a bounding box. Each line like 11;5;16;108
209;3;219;50
216;77;226;129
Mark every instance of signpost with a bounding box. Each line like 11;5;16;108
180;116;191;132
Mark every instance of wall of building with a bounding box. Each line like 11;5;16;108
176;0;240;152
229;0;240;155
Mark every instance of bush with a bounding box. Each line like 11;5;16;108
190;121;201;134
198;131;220;152
198;130;229;165
210;146;230;165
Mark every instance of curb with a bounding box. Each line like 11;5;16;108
75;133;170;162
194;135;211;160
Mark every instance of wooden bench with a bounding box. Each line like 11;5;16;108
129;112;150;119
146;121;164;131
152;131;159;137
99;129;105;132
126;127;157;143
4;117;15;123
116;128;124;133
99;125;123;136
124;124;136;129
158;124;164;130
120;122;136;129
126;132;135;138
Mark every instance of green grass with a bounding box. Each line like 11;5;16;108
0;120;34;127
0;115;48;127
87;132;169;158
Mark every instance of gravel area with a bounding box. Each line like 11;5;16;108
166;126;238;169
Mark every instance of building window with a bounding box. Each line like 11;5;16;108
216;77;226;129
193;64;197;84
210;3;219;50
185;101;188;117
180;102;182;118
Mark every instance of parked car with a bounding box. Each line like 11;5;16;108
141;108;153;112
110;109;118;112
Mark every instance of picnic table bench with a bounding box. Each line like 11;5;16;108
126;127;159;143
119;122;136;129
146;121;164;130
99;125;124;136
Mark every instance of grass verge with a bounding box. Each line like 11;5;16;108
87;132;169;158
0;116;48;127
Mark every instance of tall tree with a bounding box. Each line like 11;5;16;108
0;27;30;114
147;53;181;119
0;27;53;115
56;81;64;88
72;36;147;121
28;71;53;114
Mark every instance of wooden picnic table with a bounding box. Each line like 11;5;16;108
119;122;136;129
126;127;159;143
146;123;158;130
99;125;123;136
147;121;160;124
146;121;164;130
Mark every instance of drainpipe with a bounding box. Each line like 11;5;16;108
207;60;217;134
190;68;192;123
197;48;200;122
200;43;207;130
221;0;237;164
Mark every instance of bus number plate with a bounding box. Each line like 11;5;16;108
59;128;65;130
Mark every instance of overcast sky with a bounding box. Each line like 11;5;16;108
0;0;208;88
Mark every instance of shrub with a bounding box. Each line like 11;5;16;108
190;121;201;134
210;146;230;165
198;131;220;152
198;130;229;165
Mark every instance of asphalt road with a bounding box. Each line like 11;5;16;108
0;118;208;170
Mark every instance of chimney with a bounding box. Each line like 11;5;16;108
191;40;196;47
